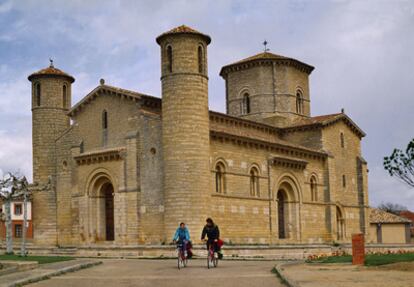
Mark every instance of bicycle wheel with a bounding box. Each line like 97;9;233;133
183;256;188;267
213;254;218;268
177;249;182;270
207;252;211;269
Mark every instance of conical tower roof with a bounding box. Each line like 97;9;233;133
156;25;211;44
28;61;75;83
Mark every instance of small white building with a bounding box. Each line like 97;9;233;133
0;201;33;239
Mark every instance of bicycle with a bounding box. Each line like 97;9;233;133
176;242;188;269
207;241;219;269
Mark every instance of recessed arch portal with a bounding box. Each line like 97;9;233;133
275;175;302;241
277;189;287;239
87;171;116;242
336;206;345;240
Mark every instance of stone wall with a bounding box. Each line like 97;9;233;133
31;76;72;246
225;61;310;126
159;33;211;240
72;91;140;151
209;135;331;244
137;110;164;243
321;121;368;240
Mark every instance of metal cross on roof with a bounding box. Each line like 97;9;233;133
263;40;270;52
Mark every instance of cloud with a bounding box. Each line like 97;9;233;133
0;0;413;209
0;0;12;14
0;129;32;181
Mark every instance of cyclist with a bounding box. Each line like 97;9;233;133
173;222;191;256
201;218;221;257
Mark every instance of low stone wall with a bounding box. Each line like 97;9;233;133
2;243;414;260
0;260;38;276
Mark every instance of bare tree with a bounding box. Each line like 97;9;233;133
378;202;407;215
13;176;30;257
384;138;414;187
0;173;18;254
15;176;52;256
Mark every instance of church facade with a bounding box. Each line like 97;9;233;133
28;25;369;247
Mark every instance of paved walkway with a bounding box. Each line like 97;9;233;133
280;262;414;287
0;259;101;287
28;259;284;287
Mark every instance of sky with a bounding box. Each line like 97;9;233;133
0;0;413;209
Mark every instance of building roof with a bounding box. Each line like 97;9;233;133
28;64;75;83
399;211;414;224
209;111;327;158
68;84;160;117
281;112;366;138
229;51;290;64
156;24;211;44
369;208;412;224
68;83;327;157
220;51;314;77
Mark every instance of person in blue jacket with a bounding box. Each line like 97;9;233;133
173;222;191;256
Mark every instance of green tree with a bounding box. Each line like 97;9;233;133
384;138;414;187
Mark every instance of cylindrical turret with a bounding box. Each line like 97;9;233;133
28;61;74;184
156;25;211;239
28;61;74;245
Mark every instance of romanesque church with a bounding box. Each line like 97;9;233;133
27;25;369;246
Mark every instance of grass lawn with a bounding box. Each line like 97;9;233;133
0;254;74;264
309;253;414;266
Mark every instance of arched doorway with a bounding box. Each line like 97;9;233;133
87;172;116;242
275;176;301;241
277;190;287;239
101;182;114;241
336;206;345;240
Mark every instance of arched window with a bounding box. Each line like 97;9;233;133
342;175;346;188
310;176;317;201
167;45;173;73
35;83;41;106
277;190;287;239
242;93;250;114
296;90;303;114
63;85;67;108
336;206;345;240
215;162;225;194
79;141;84;153
198;45;203;74
102;110;108;146
102;110;108;129
340;132;345;148
250;167;260;197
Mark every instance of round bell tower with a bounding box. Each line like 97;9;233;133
156;25;211;239
28;61;74;245
28;60;74;184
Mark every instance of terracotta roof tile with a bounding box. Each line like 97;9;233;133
28;66;75;83
281;113;366;138
220;51;314;77
230;52;289;65
369;208;412;224
164;25;200;34
399;211;414;223
156;25;211;44
68;84;160;116
289;113;343;127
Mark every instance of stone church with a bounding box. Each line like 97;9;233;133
27;25;369;247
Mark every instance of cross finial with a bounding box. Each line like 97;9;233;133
49;58;54;68
263;40;269;52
